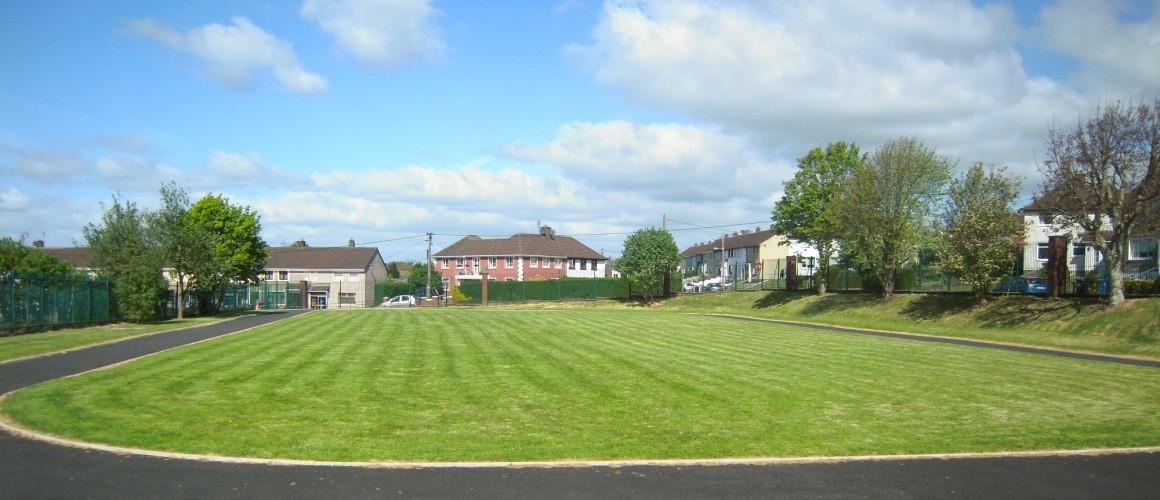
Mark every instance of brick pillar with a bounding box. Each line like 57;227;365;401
480;272;489;307
786;256;797;291
1046;235;1068;298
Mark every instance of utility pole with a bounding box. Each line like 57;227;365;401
425;232;433;299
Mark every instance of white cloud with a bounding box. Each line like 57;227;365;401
502;121;788;202
93;155;184;191
2;147;88;184
205;150;298;187
567;0;1089;184
301;0;444;69
0;187;30;211
311;163;589;212
127;16;328;93
1037;0;1160;95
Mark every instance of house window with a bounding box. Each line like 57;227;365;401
442;259;449;269
505;257;514;268
332;273;342;281
348;273;359;282
1130;238;1157;260
472;257;480;269
554;258;562;268
456;258;465;269
1072;245;1086;257
590;259;598;270
264;271;274;281
580;259;588;270
530;257;538;268
488;257;497;269
505;277;515;282
338;293;356;305
278;270;289;280
1037;214;1053;225
568;259;576;270
1037;243;1050;261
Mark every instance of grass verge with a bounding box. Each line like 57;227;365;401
3;308;1159;462
0;316;232;363
662;292;1160;359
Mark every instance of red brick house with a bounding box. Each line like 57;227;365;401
433;227;608;289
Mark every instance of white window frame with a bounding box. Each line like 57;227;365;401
1129;238;1157;260
1036;243;1050;261
505;257;514;268
530;257;539;268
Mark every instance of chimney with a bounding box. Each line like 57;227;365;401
348;238;355;248
292;239;307;247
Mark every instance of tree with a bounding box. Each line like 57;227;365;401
937;163;1024;303
406;261;437;293
771;141;864;294
84;195;167;323
387;262;400;280
836;136;952;298
618;227;681;303
151;183;213;319
1037;99;1160;308
0;237;73;276
186;194;267;313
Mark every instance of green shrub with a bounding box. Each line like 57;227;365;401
1124;279;1159;295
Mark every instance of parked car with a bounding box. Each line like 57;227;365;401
381;294;417;307
992;276;1048;295
705;282;723;292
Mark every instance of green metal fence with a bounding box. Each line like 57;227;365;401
1;272;112;335
219;281;304;311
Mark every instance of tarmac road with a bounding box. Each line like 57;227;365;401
2;310;1158;499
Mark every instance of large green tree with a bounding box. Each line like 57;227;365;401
186;194;267;313
84;195;168;323
151;183;213;319
618;227;680;302
1037;98;1160;308
771;141;864;294
836;136;952;298
937;163;1024;303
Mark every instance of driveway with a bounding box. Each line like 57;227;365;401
2;310;1158;499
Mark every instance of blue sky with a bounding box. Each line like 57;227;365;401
2;0;1158;262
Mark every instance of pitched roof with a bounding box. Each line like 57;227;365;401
33;247;96;269
681;230;776;257
434;233;606;260
266;246;383;271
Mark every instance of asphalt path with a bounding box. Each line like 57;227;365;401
2;310;1158;499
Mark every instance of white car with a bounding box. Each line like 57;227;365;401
381;294;417;307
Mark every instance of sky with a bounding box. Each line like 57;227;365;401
2;0;1159;263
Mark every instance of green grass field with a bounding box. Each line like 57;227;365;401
4;307;1159;462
